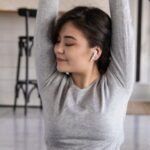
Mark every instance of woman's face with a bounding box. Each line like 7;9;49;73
54;21;94;74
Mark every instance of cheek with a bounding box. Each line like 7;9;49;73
68;49;90;67
77;47;90;61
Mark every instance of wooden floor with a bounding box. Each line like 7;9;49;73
127;101;150;115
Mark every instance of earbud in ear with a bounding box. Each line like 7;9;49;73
90;50;97;62
66;72;70;75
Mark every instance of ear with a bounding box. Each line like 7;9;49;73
93;46;102;60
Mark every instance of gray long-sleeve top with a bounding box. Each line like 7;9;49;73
33;0;136;149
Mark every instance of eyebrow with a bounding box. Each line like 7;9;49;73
64;35;77;41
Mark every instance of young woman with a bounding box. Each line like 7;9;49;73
34;0;135;149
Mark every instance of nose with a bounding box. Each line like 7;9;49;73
54;43;65;54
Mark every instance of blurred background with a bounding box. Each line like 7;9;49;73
0;0;149;150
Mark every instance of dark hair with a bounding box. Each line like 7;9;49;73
52;6;112;74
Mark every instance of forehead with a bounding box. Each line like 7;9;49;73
59;22;86;40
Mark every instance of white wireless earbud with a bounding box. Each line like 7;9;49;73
90;50;97;62
66;72;70;75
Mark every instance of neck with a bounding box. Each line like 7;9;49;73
70;65;100;89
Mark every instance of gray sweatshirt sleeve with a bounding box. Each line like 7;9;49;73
106;0;136;94
33;0;59;90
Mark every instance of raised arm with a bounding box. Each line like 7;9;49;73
106;0;136;94
33;0;59;90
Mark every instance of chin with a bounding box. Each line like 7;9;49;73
57;66;69;73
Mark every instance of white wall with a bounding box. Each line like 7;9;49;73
140;0;150;83
0;0;149;105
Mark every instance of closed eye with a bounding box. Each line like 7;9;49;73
65;43;75;46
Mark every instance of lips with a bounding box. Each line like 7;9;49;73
56;57;67;63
